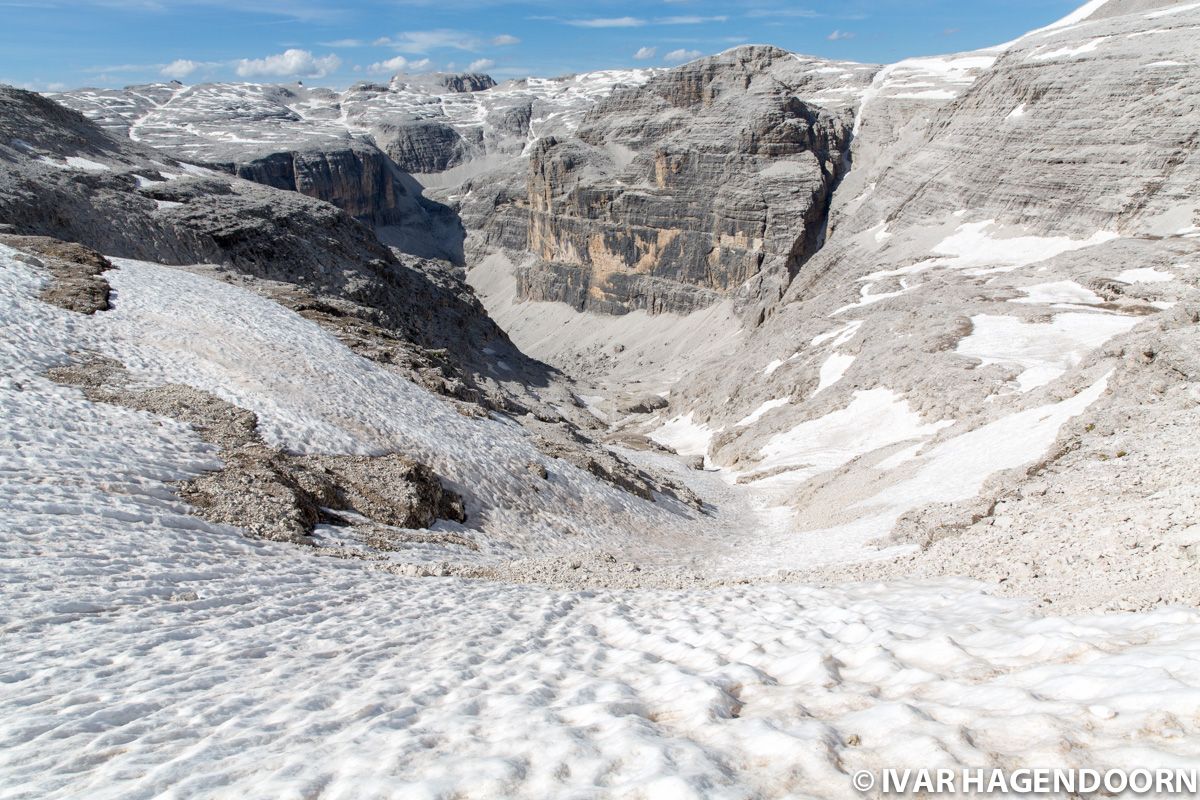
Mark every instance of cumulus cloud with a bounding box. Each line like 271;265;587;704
663;48;703;64
160;59;202;79
633;46;657;60
826;29;855;41
367;55;431;74
235;49;341;78
467;58;495;72
491;34;520;46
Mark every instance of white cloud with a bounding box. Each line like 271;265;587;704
320;38;365;47
562;14;724;28
491;34;520;46
664;48;703;64
658;15;727;24
567;17;645;28
367;55;431;74
160;59;201;79
827;29;856;40
746;7;820;18
376;29;481;53
633;46;657;60
467;58;495;72
235;49;342;78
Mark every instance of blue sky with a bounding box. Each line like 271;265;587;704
2;0;1089;90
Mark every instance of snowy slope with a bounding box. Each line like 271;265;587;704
4;244;1200;798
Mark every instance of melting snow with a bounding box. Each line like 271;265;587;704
39;155;112;172
4;237;1200;799
649;413;717;457
852;375;1113;533
750;389;951;484
736;397;792;428
1147;2;1200;17
929;220;1119;273
814;353;856;395
1032;0;1113;33
890;89;959;100
1029;37;1110;61
1010;280;1104;305
1117;268;1174;283
811;320;863;348
956;313;1141;391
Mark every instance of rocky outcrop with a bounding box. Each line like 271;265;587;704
0;234;112;314
401;72;497;94
47;358;466;542
520;46;861;315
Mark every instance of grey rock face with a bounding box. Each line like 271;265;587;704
520;46;866;314
375;117;472;174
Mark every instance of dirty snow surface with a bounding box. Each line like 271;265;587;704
5;245;1200;799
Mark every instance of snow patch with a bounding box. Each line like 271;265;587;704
811;320;863;348
814;353;856;396
855;374;1113;531
39;155;112;172
1029;37;1109;62
956;313;1141;391
929;221;1118;273
750;389;951;484
1147;2;1200;18
736;397;791;428
649;413;717;458
1117;268;1174;284
1010;280;1104;306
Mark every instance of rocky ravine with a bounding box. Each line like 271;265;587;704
20;0;1200;612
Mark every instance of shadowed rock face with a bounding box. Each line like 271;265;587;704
52;82;465;262
211;142;465;263
521;47;861;315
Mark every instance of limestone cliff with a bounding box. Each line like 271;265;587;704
518;47;867;315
